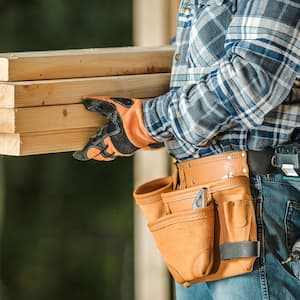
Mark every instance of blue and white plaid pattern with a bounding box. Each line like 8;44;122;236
143;0;300;161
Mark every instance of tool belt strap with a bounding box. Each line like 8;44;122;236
175;151;249;189
220;241;261;260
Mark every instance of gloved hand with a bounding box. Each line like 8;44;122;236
73;96;163;161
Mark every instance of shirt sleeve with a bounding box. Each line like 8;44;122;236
143;0;300;147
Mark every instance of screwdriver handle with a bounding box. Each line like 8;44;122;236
281;257;292;265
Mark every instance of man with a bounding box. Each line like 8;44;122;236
74;0;300;299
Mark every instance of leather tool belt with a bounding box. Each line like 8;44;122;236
134;151;260;288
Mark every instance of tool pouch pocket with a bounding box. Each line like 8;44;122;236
134;176;173;223
210;176;259;280
135;178;215;287
149;204;215;286
134;175;259;287
214;176;257;247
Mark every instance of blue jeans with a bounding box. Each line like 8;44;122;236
176;174;300;300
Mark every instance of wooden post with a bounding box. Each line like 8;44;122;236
0;159;4;237
133;1;180;300
168;0;181;40
134;151;170;300
0;158;5;299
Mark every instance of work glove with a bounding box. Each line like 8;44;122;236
73;96;163;161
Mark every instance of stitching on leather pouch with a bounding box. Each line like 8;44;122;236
163;176;250;204
150;209;213;231
182;153;245;169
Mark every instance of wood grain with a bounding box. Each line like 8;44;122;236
0;128;98;156
0;46;173;81
0;104;106;133
0;73;170;108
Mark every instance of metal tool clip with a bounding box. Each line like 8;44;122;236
273;142;300;177
192;187;209;210
281;238;300;264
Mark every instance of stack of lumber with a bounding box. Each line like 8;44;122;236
0;46;173;156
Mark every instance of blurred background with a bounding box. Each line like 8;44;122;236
0;1;134;300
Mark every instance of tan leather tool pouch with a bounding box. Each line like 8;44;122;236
134;174;259;288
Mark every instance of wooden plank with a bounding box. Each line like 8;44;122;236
0;128;97;156
0;104;105;133
0;46;174;81
0;73;170;108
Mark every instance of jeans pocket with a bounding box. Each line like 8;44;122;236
285;200;300;280
290;262;300;280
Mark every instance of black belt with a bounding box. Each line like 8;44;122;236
247;148;277;175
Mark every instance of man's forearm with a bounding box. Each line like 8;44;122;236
143;1;300;154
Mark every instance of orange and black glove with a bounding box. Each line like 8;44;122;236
73;96;163;161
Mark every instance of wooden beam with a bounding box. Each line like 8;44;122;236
168;0;181;40
0;46;173;81
0;128;97;156
133;1;172;300
0;73;171;108
134;151;170;300
134;1;169;47
0;104;105;133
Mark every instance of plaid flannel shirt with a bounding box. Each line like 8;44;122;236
143;0;300;161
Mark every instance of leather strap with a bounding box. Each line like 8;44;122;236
175;151;249;189
220;241;261;260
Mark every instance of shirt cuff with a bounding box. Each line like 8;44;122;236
142;92;174;143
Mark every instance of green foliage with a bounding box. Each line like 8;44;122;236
0;1;134;300
0;0;133;51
